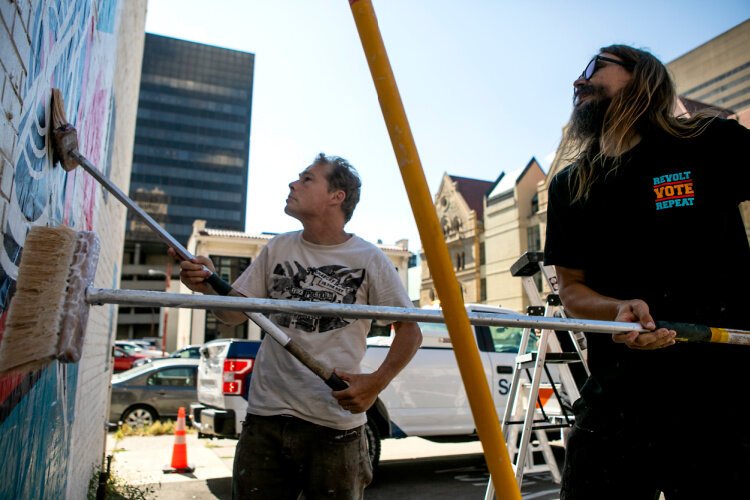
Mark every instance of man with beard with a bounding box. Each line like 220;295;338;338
544;45;750;499
176;153;422;499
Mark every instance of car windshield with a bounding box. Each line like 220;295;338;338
170;347;196;358
488;325;536;353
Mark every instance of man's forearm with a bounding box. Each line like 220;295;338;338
370;321;422;390
559;281;623;321
212;309;249;326
211;289;251;326
555;266;624;321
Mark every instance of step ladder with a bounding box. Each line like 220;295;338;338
485;251;590;500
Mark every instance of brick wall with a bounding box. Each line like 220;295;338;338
0;1;146;498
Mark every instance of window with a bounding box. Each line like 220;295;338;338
531;193;539;214
408;254;417;268
367;323;392;338
488;326;537;354
527;225;541;252
203;256;251;342
147;367;196;387
210;255;251;284
417;322;453;349
527;226;543;292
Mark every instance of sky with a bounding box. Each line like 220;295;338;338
145;1;750;252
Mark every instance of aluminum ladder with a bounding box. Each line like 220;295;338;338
485;251;590;499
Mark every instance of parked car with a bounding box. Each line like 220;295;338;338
112;346;149;372
132;345;202;367
109;358;200;428
115;340;164;358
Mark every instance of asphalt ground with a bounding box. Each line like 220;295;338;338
105;432;561;499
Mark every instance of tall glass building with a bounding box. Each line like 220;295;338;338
128;33;254;245
118;34;254;340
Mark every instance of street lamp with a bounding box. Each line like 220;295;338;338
148;265;172;355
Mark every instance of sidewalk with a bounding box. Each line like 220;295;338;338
105;432;483;497
106;433;235;486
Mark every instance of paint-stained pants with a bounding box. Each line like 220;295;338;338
232;413;372;500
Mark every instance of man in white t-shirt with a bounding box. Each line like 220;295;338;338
176;153;422;499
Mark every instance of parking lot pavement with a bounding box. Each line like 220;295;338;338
106;433;558;499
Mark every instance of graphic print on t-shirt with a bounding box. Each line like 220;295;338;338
268;261;366;333
653;170;694;211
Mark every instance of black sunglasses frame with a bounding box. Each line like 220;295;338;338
581;55;634;80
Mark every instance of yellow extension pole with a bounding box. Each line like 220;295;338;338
347;1;520;498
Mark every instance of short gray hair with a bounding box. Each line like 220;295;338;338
315;153;361;222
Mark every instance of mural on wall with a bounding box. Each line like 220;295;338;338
0;1;120;497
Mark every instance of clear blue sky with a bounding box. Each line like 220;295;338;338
145;1;750;252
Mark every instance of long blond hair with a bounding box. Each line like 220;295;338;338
564;45;713;202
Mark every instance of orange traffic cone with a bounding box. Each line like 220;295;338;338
163;407;195;473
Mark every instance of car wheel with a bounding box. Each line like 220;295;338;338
365;419;381;473
122;405;157;429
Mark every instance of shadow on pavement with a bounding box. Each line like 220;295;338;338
206;477;232;499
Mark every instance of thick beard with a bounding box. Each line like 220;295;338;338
569;85;611;142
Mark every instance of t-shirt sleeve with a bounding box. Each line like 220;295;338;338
367;250;413;324
232;244;270;298
544;169;587;270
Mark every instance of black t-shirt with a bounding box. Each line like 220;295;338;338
544;118;750;415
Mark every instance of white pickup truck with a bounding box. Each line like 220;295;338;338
191;304;563;470
362;304;546;466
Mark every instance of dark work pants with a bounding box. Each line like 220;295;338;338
559;399;750;500
232;414;372;500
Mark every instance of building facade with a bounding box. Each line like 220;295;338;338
420;174;493;306
119;34;255;340
0;2;146;497
668;19;750;125
482;158;546;312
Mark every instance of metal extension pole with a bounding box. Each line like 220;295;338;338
88;288;644;333
87;288;750;345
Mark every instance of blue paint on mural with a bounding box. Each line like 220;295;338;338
0;265;14;313
0;363;79;500
97;0;118;33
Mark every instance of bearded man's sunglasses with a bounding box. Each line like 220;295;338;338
581;55;634;80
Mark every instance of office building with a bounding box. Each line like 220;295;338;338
668;19;750;123
119;34;254;339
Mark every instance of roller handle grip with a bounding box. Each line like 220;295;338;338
655;321;711;343
325;372;349;391
205;272;234;296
